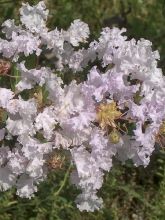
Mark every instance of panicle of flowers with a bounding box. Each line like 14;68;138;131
0;1;164;212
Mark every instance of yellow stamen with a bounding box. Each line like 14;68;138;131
96;101;122;129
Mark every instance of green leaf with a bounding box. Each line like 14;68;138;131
10;64;20;92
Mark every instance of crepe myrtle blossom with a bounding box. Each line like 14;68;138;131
0;1;164;212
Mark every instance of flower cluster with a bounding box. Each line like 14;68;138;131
0;1;164;212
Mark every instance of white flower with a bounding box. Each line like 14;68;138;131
16;62;52;92
0;88;14;108
68;50;84;71
41;28;64;50
17;135;53;160
89;128;116;171
71;146;103;190
16;175;37;198
0;0;163;211
6;118;35;136
20;1;48;33
26;156;44;178
65;19;90;46
76;191;103;212
35;107;57;140
0;167;16;191
0;32;41;61
7;97;37;118
7;147;28;175
2;19;21;39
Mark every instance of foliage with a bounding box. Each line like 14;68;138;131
0;0;164;219
0;152;165;220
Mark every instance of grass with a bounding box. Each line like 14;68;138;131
0;0;165;219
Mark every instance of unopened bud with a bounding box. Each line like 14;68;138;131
109;130;120;144
0;59;11;75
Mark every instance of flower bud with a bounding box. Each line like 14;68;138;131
109;130;120;144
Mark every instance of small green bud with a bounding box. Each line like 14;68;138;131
109;130;120;144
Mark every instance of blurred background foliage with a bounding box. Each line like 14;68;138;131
0;0;165;219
